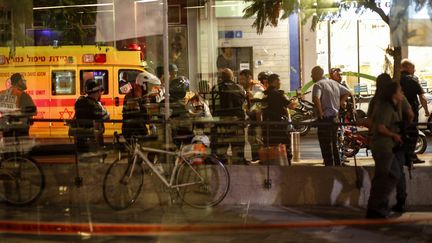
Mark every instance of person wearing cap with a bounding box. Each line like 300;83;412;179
73;79;110;152
155;64;178;103
0;73;37;137
257;71;272;90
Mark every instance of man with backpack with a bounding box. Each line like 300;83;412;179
212;68;247;164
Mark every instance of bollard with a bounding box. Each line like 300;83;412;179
291;132;300;162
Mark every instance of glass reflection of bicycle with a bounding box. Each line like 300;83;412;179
103;132;230;210
0;116;45;206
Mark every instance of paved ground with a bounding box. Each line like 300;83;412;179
2;134;432;241
0;204;431;242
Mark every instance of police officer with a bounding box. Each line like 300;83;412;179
0;73;36;137
262;73;296;165
399;59;429;164
73;79;109;152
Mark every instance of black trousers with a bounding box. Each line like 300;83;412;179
317;117;341;166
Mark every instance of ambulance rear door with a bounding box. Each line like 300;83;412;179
49;67;78;137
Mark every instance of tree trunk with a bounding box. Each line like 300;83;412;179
393;46;402;82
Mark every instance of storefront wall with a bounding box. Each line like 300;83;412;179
196;1;292;92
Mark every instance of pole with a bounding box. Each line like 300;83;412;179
357;19;360;87
163;0;170;145
327;20;331;71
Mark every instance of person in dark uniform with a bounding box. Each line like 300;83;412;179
73;79;110;152
261;73;296;164
399;59;429;164
212;68;247;164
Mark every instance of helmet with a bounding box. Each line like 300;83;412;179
257;71;273;82
169;63;178;73
136;70;161;86
169;76;190;101
191;134;210;147
85;79;103;94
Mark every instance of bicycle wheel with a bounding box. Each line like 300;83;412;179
103;156;144;210
0;157;45;206
176;154;230;208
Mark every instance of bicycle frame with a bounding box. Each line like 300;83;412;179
129;143;205;189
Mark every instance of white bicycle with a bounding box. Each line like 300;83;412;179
103;132;230;210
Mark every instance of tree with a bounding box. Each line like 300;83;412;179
243;0;432;81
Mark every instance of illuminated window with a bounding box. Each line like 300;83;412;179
118;69;142;94
79;70;109;95
51;70;76;95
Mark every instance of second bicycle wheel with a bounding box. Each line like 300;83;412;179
176;155;230;208
0;157;45;206
103;157;144;210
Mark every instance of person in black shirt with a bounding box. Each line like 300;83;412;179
73;79;109;152
212;68;247;164
262;74;296;164
399;59;429;164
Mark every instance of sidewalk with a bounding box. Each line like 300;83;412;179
0;204;431;242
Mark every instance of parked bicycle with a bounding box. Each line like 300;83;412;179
103;132;230;210
0;115;45;205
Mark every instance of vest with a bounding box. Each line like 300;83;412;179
0;87;23;112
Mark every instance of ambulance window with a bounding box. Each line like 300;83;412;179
118;70;141;94
79;70;109;95
52;70;76;95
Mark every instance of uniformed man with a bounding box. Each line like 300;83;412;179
0;73;37;137
73;79;109;152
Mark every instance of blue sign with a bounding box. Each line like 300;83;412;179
218;30;243;39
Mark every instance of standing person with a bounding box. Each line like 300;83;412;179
239;69;265;162
216;47;236;72
212;68;247;164
122;71;161;140
366;77;405;219
399;59;430;164
0;73;37;137
73;79;110;152
311;66;350;166
366;74;413;215
329;68;349;88
261;73;296;165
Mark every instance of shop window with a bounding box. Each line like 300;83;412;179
52;70;76;95
79;70;109;95
118;69;141;94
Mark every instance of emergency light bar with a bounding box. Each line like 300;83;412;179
82;54;106;63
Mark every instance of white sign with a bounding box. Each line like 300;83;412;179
239;62;250;70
